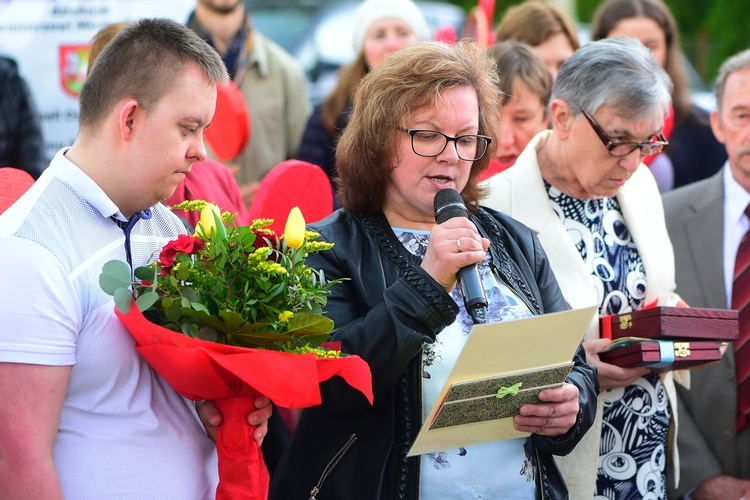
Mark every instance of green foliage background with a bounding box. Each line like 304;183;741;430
450;0;748;85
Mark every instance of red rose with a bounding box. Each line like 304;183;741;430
252;229;279;251
158;234;205;271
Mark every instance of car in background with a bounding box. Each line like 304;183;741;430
249;0;466;104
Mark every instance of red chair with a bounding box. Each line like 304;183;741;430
248;160;334;235
204;81;250;163
0;167;35;214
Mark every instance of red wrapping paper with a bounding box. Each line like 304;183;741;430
116;304;373;500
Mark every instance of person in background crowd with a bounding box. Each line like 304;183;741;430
187;0;311;208
297;0;430;209
480;40;552;181
0;54;47;179
494;0;579;80
0;19;271;498
484;37;689;499
662;48;750;500
88;22;129;65
88;21;251;230
270;40;598;499
592;0;727;192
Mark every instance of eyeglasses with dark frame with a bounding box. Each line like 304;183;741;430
579;108;669;157
397;127;492;162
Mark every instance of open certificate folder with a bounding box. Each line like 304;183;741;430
408;306;597;457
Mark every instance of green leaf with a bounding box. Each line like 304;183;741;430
289;333;331;349
99;260;132;295
213;209;227;240
199;326;218;342
285;312;334;336
165;302;182;322
181;308;234;334
182;288;199;303
113;287;133;313
230;329;292;349
136;290;159;311
191;302;210;314
177;265;191;281
133;265;155;282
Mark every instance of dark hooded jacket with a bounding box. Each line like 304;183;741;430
0;57;47;179
270;207;599;500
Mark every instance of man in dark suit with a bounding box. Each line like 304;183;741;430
663;48;750;499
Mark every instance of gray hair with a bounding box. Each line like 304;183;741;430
714;48;750;115
551;36;672;120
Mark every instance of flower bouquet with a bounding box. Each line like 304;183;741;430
99;202;372;500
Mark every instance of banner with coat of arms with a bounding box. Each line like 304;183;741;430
0;1;194;163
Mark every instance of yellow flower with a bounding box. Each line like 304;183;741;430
277;311;295;326
284;206;306;249
195;203;226;239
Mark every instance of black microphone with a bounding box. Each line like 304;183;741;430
433;188;488;324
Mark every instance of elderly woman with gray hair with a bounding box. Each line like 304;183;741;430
484;37;689;499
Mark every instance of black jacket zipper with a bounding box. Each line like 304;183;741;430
309;433;358;500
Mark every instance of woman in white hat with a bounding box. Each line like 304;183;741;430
296;0;430;207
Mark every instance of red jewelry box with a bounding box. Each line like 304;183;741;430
601;306;738;342
599;339;723;369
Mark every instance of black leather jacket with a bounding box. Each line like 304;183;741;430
0;57;47;178
270;208;599;500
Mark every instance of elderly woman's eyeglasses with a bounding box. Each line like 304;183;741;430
580;108;669;157
397;127;492;162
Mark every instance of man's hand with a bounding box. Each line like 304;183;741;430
513;382;579;436
197;396;272;444
691;475;750;500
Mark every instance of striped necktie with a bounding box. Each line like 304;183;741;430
731;206;750;433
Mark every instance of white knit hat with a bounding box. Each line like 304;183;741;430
352;0;431;54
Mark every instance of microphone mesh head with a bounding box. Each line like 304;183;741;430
434;188;468;224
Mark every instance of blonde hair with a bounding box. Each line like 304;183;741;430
495;1;579;52
88;22;130;71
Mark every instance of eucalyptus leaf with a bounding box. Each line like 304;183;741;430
133;265;156;282
99;260;132;295
136;290;159;311
199;326;218;342
177;265;191;281
165;303;182;322
191;302;210;314
113;288;134;313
